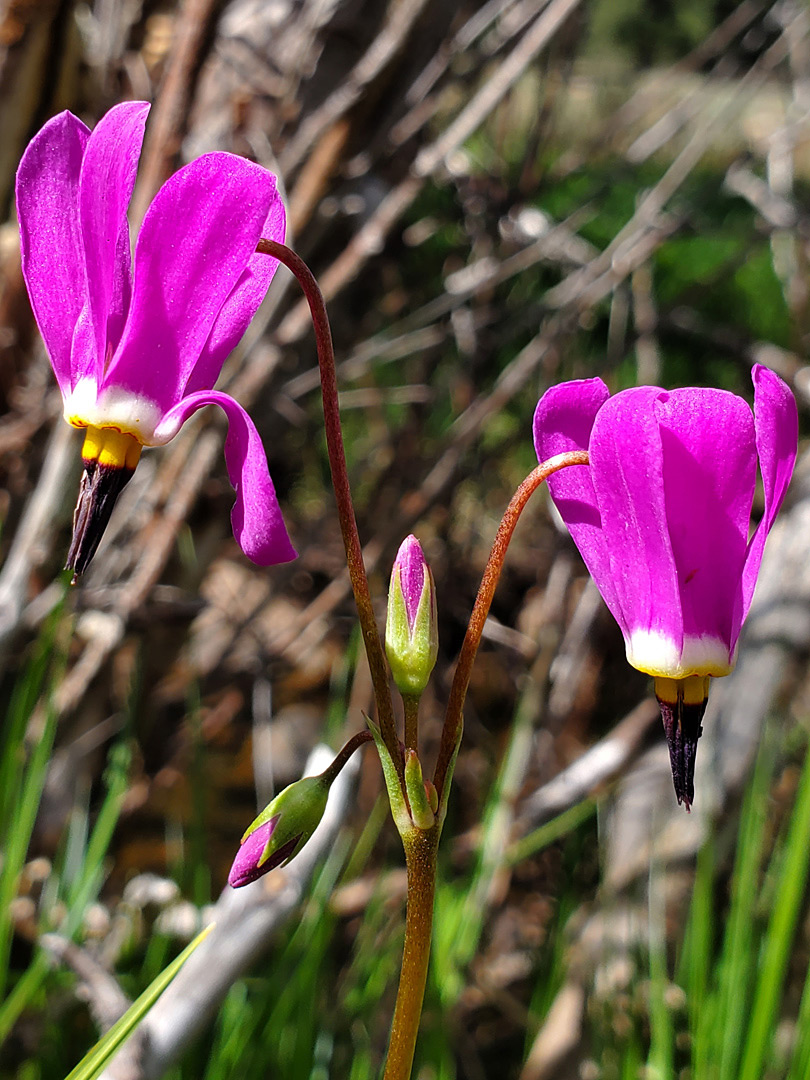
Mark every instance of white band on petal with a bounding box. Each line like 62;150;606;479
64;378;166;444
626;628;734;679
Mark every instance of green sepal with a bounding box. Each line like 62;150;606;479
365;715;413;837
404;750;435;830
436;725;462;832
241;775;330;868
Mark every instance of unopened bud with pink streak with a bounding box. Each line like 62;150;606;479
227;774;329;888
385;535;438;696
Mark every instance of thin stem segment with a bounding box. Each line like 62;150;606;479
319;729;373;786
433;451;589;797
256;238;402;781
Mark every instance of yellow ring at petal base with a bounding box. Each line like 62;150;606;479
81;425;143;471
654;675;711;707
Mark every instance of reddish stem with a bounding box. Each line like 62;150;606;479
257;238;402;780
319;729;373;786
433;452;589;797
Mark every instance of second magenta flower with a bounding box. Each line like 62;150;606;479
533;364;798;807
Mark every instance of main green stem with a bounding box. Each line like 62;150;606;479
257;239;402;781
433;451;589;797
383;825;439;1080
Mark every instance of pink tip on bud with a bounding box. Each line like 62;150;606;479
228;816;279;887
394;535;427;634
386;535;438;697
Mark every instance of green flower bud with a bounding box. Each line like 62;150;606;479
385;535;438;697
228;775;329;887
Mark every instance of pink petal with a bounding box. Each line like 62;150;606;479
394;535;427;632
740;364;798;626
655;388;756;652
532;379;624;630
105;153;280;413
77;101;149;382
155;390;296;565
588;387;681;653
228;817;277;887
184;196;286;395
16;111;90;395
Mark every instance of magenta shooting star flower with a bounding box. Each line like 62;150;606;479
16;101;296;576
533;364;798;808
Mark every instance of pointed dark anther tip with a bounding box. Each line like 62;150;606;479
66;461;135;578
657;694;706;812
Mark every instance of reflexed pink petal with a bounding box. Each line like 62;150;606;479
532;379;624;630
16;111;90;395
155;390;296;565
78;101;149;379
655;388;756;652
740;364;799;626
184;195;286;395
588;387;681;651
105;153;279;412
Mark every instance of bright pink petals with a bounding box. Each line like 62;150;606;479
106;153;282;412
156;391;296;566
655;388;756;652
394;536;428;631
532;379;622;630
78;101;149;381
741;364;799;626
185;197;286;396
16;111;90;394
534;367;797;678
16;103;295;569
228;817;278;888
587;386;681;657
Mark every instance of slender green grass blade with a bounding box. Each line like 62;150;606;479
0;600;69;1004
679;830;715;1076
647;860;673;1080
0;701;59;1003
786;918;810;1080
715;737;773;1080
507;798;597;866
63;739;132;936
0;736;132;1042
64;923;214;1080
0;952;50;1044
738;739;810;1080
0;591;68;834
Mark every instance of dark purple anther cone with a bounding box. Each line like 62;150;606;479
657;697;706;812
